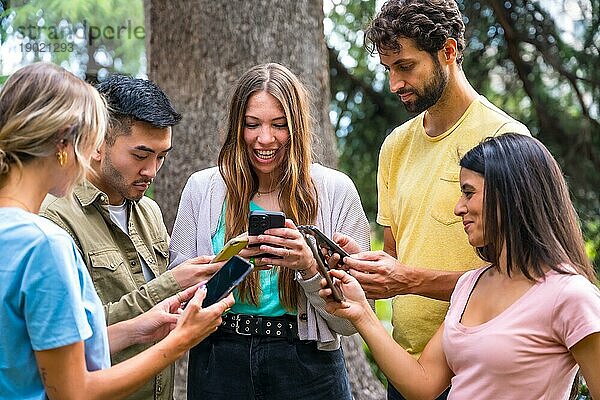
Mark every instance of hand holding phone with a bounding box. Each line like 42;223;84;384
297;225;350;264
248;210;286;259
212;234;249;262
302;233;344;302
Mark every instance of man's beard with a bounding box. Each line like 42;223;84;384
398;58;449;114
101;153;150;202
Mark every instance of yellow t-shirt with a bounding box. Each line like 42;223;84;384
377;96;530;357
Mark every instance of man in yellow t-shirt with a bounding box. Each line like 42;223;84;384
343;1;530;399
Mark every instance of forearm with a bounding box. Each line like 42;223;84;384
404;267;464;301
84;333;186;400
37;335;185;400
354;308;441;400
104;271;181;324
107;319;141;354
381;226;464;300
107;320;132;354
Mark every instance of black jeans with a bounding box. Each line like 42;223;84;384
388;383;451;400
187;329;352;400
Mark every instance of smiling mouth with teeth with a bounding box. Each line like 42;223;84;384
255;149;278;160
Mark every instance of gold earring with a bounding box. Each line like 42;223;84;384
57;150;67;167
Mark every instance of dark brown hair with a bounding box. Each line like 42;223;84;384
365;0;466;65
460;133;595;282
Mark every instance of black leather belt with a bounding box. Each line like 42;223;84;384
220;313;298;339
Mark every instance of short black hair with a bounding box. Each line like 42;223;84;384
96;75;182;142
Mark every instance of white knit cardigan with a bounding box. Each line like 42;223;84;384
169;163;370;350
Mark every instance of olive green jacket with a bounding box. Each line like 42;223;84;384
40;180;181;400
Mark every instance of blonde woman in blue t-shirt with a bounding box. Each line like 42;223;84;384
0;62;233;399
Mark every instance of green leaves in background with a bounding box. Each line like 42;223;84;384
326;0;600;268
2;0;145;79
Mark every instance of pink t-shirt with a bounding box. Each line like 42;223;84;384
443;265;600;400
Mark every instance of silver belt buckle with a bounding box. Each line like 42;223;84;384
234;314;252;335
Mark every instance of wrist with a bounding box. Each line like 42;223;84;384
400;264;420;295
353;301;378;329
152;331;188;364
298;259;318;279
121;317;140;346
107;318;136;353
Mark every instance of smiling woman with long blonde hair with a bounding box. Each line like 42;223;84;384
170;62;370;399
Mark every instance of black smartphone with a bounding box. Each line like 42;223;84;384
297;225;350;264
203;255;254;307
302;233;344;302
248;210;286;258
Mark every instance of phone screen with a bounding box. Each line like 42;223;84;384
204;255;253;306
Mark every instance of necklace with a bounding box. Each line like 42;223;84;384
0;196;33;213
256;188;278;198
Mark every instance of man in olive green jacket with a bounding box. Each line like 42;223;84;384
41;75;219;400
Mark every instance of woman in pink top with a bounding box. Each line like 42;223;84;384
321;134;600;399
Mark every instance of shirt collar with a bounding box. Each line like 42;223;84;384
73;180;110;207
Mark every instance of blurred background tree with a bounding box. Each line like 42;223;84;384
0;0;145;80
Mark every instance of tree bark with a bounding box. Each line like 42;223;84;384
145;0;337;231
145;1;384;399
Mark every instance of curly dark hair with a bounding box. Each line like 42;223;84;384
364;0;466;65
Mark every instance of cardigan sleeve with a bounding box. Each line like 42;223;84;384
297;165;371;346
169;173;201;268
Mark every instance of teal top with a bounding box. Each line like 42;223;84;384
212;201;291;316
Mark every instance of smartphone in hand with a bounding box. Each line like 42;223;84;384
302;233;344;302
212;234;249;262
248;210;285;259
297;225;350;264
204;255;254;307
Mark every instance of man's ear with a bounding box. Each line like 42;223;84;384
91;140;106;162
441;38;458;64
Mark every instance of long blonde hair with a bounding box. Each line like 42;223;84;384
0;63;107;191
218;63;318;310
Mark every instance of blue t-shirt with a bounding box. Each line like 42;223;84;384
0;208;110;399
212;202;291;316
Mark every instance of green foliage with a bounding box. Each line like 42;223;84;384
1;0;145;78
325;0;409;222
459;0;600;270
326;0;600;270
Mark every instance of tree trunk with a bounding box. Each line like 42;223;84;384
145;0;337;231
145;1;385;399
